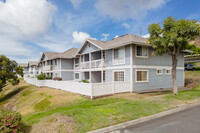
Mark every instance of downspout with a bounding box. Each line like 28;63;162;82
130;44;133;92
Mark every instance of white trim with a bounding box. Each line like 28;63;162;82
130;44;133;92
112;46;126;65
73;65;184;72
75;39;102;55
135;70;149;83
156;68;163;75
135;45;149;58
113;70;125;82
165;68;171;75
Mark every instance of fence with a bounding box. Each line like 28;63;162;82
24;78;131;99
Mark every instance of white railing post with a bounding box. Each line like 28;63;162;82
112;82;114;95
91;83;93;99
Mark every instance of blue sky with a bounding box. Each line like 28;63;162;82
0;0;200;63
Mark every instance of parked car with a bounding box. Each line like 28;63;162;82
184;64;195;71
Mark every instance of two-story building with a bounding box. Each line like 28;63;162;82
26;34;184;92
19;63;29;77
28;61;39;77
39;48;78;80
73;34;184;91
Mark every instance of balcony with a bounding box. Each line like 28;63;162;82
54;65;59;70
79;59;105;69
43;65;52;71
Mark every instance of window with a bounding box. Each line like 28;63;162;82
103;71;106;82
113;47;125;64
75;73;80;79
114;71;125;82
55;59;57;65
156;69;163;75
136;70;148;82
136;46;148;57
166;69;171;75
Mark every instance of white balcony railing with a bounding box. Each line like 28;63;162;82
80;59;105;69
43;65;52;71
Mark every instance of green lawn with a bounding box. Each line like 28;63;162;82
1;72;200;132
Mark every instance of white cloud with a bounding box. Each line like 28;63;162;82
72;31;96;44
0;0;56;37
122;23;130;29
0;0;57;63
142;34;150;38
101;33;110;41
70;0;83;9
95;0;166;20
114;35;119;38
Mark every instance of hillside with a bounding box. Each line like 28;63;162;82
190;36;200;47
1;74;200;132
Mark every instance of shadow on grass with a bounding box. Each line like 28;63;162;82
21;123;32;133
0;85;30;103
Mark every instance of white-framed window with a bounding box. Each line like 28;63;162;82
156;69;163;75
136;70;148;83
75;72;80;80
166;69;171;75
113;70;125;82
136;46;148;58
113;47;125;65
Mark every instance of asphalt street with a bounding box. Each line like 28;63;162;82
109;105;200;133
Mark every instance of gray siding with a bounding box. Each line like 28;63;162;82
132;45;184;67
105;45;130;67
105;68;130;82
61;71;74;81
80;42;100;54
61;59;74;70
132;68;184;91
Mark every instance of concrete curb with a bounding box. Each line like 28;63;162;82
88;102;200;133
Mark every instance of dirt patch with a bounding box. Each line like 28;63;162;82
185;77;200;89
30;114;77;133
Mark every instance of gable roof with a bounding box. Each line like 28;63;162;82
40;48;79;61
78;34;149;54
19;63;28;68
28;61;38;66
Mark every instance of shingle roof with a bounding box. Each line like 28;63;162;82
42;48;79;61
19;63;28;67
88;34;149;49
28;61;38;66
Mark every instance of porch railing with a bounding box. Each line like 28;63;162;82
43;65;52;71
80;59;105;69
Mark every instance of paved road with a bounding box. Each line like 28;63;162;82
109;105;200;133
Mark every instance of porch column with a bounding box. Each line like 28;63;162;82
130;44;133;92
101;50;104;83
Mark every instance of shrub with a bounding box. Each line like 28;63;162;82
53;77;62;81
37;73;46;80
82;80;89;83
45;76;52;80
0;110;22;133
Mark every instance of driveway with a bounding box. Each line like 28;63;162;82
109;105;200;133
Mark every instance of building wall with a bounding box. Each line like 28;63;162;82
105;45;130;67
132;45;184;67
61;71;74;81
132;68;184;91
105;68;130;83
61;59;74;70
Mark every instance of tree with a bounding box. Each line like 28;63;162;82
0;55;23;91
148;17;200;95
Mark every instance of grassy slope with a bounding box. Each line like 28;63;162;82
1;72;200;132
